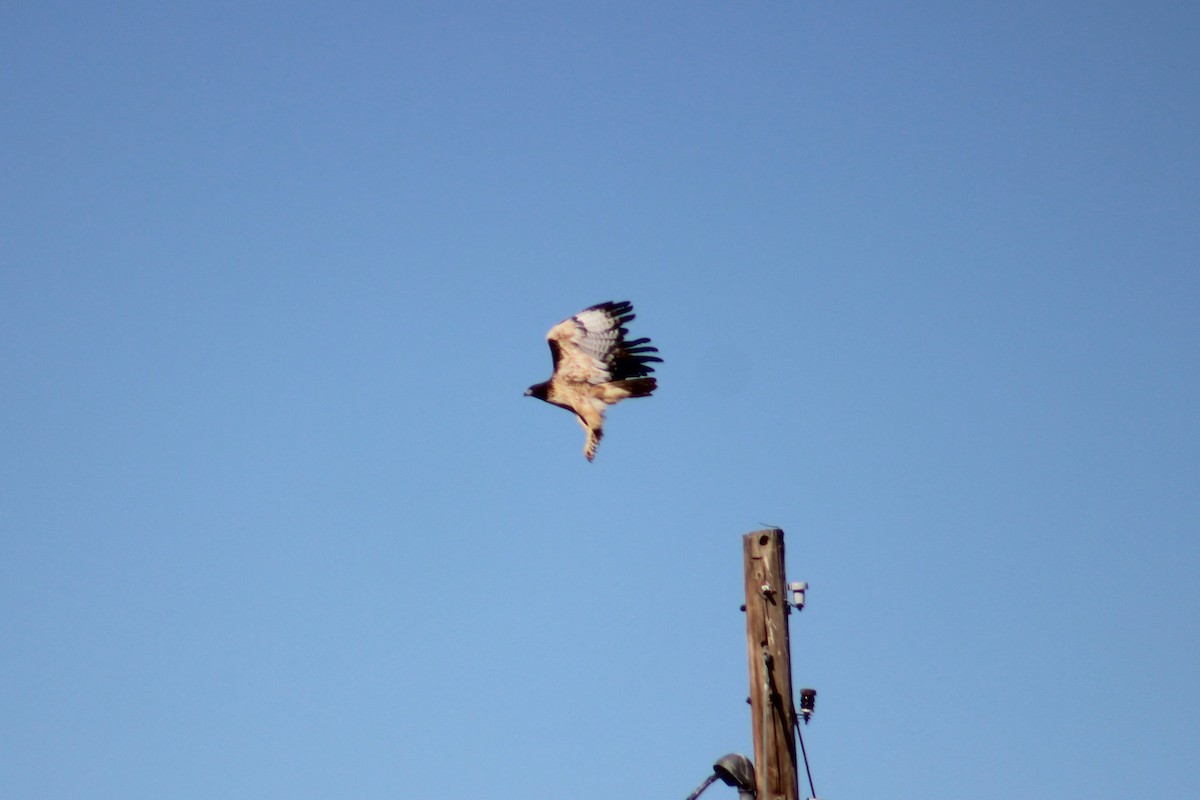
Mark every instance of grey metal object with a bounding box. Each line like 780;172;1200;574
685;753;756;800
789;581;808;611
713;753;756;800
684;773;719;800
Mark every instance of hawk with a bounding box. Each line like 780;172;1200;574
524;300;662;461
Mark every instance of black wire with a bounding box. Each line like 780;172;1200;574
768;647;819;799
785;605;818;798
794;716;817;799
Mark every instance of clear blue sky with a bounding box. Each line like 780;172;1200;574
2;2;1197;798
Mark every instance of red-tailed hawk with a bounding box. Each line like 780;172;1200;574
524;300;662;461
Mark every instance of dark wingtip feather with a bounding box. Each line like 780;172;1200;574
579;300;663;380
598;300;636;326
587;300;632;315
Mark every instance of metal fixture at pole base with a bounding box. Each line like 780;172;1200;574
713;753;756;800
685;754;757;800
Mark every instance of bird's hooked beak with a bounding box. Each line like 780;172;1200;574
523;387;534;397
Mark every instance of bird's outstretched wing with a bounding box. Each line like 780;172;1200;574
547;300;662;386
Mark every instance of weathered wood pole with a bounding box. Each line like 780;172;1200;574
743;528;800;800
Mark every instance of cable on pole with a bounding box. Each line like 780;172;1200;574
793;715;817;799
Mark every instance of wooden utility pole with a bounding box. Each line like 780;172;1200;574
743;528;800;800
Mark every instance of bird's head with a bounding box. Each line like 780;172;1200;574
524;382;549;401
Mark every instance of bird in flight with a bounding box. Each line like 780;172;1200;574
524;301;662;461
